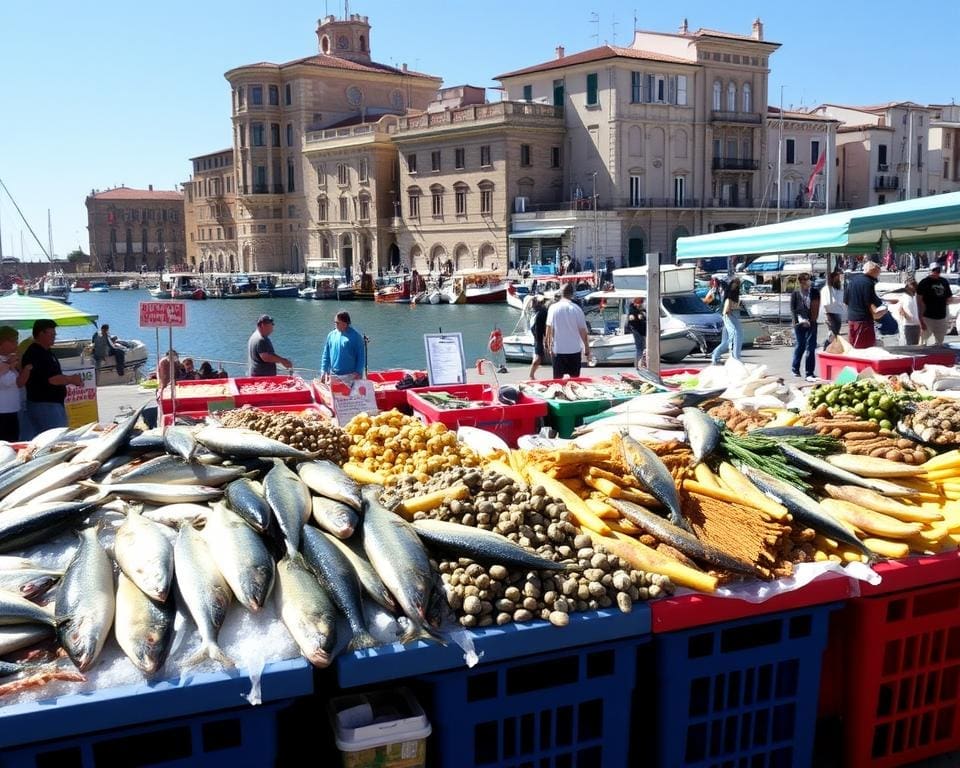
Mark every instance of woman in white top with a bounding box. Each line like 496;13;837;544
895;278;921;345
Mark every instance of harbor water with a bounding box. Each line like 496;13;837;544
64;291;521;376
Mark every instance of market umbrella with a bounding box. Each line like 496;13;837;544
676;191;960;261
0;292;98;331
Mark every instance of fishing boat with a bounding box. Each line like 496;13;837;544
117;278;140;290
507;272;597;310
374;270;427;304
251;273;300;298
440;270;508;304
151;272;207;300
212;274;260;299
88;281;110;293
342;272;381;301
39;271;71;300
70;279;91;293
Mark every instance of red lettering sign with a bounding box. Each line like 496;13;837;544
139;302;187;328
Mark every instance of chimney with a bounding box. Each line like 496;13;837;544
555;45;565;59
148;184;153;192
402;62;408;72
679;18;688;34
752;17;763;40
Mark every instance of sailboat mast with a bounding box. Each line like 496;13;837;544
47;209;54;264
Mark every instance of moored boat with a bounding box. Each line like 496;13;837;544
442;270;508;304
88;281;110;293
375;270;426;304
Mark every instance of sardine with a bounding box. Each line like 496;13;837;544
609;498;756;576
301;526;376;650
127;429;166;452
114;572;176;676
114;505;174;602
681;408;720;467
203;503;275;612
81;480;223;504
0;501;105;553
742;465;877;559
297;460;362;511
30;483;86;505
412;518;577;572
0;591;57;627
578;411;682;434
263;460;311;555
105;454;247;487
0;447;82;501
174;524;234;668
778;444;916;497
275;553;338;668
322;532;397;613
163;425;198;462
194;426;317;460
676;388;728;408
0;460;101;511
141;502;210;529
56;527;116;671
621;433;690;531
311;495;360;539
0;567;62;601
71;405;146;465
224;478;272;532
0;624;55;655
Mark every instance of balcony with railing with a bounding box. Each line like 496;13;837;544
712;158;760;171
237;183;285;196
710;110;762;124
874;175;900;190
395;101;564;134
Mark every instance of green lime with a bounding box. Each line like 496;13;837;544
879;419;893;430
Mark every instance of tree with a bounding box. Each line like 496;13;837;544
67;249;89;264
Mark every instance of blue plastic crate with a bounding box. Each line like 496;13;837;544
0;699;292;768
418;636;645;768
651;603;839;768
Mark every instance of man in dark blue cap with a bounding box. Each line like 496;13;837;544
247;314;292;376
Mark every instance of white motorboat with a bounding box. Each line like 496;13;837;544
53;336;149;386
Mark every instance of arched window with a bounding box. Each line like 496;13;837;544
453;182;469;216
478;243;496;269
726;82;736;112
359;35;367;52
712;81;722;111
430;184;444;218
742;83;752;113
454;243;470;269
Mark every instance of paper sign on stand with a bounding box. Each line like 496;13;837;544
424;333;466;386
63;361;97;428
316;378;378;425
139;301;187;424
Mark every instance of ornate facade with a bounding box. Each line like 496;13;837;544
184;149;237;272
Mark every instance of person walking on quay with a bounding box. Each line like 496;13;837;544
819;269;845;350
790;273;820;381
247;314;292;377
895;277;922;345
917;262;954;345
844;261;887;349
544;282;592;378
710;277;743;365
91;324;126;376
0;326;27;443
22;319;82;438
625;295;647;370
320;311;365;382
527;296;549;380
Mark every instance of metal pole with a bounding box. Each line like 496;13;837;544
592;171;599;276
647;252;661;376
906;109;913;201
777;86;785;222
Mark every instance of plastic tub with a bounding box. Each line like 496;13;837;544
158;378;236;415
161;402;331;427
232;376;313;407
329;688;430;768
818;350;957;381
367;370;429;414
522;377;638;438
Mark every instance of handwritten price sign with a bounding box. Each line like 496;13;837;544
139;301;187;328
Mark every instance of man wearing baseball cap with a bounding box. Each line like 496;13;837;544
917;262;954;345
247;314;292;376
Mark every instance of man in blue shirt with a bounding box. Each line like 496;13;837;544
320;311;365;381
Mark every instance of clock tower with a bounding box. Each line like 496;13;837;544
316;13;372;64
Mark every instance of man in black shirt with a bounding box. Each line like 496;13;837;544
843;261;886;349
626;296;647;369
917;262;954;345
22;319;83;438
527;296;549;379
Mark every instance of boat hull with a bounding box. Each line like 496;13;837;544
503;331;698;365
464;287;507;304
270;285;300;298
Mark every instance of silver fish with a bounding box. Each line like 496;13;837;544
114;506;175;602
311;495;359;539
56;527;116;671
264;460;311;555
0;460;101;511
105;454;247;487
621;433;689;531
174;524;234;669
0;443;18;471
297;460;362;511
322;532;397;613
203;502;275;612
681;407;720;467
778;444;916;497
82;480;224;504
114;571;176;676
71;405;145;465
92;453;142;482
163;425;199;462
301;526;376;650
0;447;82;501
0;624;55;655
0;500;105;553
141;502;210;529
194;426;318;460
275;553;338;668
30;483;87;505
0;591;57;627
0;567;62;601
224;478;272;532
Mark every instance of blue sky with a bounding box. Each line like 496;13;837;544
1;0;957;262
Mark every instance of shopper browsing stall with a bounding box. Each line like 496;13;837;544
844;261;886;349
544;282;592;378
790;274;820;381
917;262;954;345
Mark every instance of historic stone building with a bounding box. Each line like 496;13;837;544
183;149;237;271
764;107;839;212
85;186;185;272
222;13;440;273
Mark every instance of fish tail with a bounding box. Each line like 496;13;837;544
347;630;379;651
400;621;446;647
185;643;235;670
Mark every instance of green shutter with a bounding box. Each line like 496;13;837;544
586;73;598;105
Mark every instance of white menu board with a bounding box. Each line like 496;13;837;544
423;333;466;386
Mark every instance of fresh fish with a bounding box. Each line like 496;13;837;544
607;393;683;416
141;502;210;529
412;518;578;572
114;572;176;676
621;433;690;531
681;407;720;467
203;503;275;612
742;465;877;559
105;454;247;487
163;425;199;462
0;501;105;553
0;624;55;655
576;411;682;434
322;532;397;613
0;591;57;627
311;496;360;539
56;527;116;671
92;453;143;481
0;460;101;511
263;460;311;555
0;447;82;501
81;480;224;504
0;556;34;570
361;487;436;643
628;368;664;387
194;426;317;460
30;483;87;505
174;524;234;668
224;478;272;533
778;444;916;497
0;567;62;601
29;427;71;451
676;388;727;408
127;429;166;452
0;442;18;471
274;553;338;668
749;426;819;438
609;498;756;576
301;526;376;650
114;505;174;602
71;405;145;465
297;460;362;511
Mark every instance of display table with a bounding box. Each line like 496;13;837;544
819;345;957;380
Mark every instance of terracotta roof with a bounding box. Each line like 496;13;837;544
89;187;183;201
227;54;438;80
497;44;692;80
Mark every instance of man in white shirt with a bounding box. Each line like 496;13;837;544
544;283;592;378
896;278;922;345
819;269;845;350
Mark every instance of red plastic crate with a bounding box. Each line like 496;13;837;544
819;350;957;381
163;403;330;426
232;376;313;406
840;580;960;767
367;369;428;413
158;378;236;415
406;383;547;448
